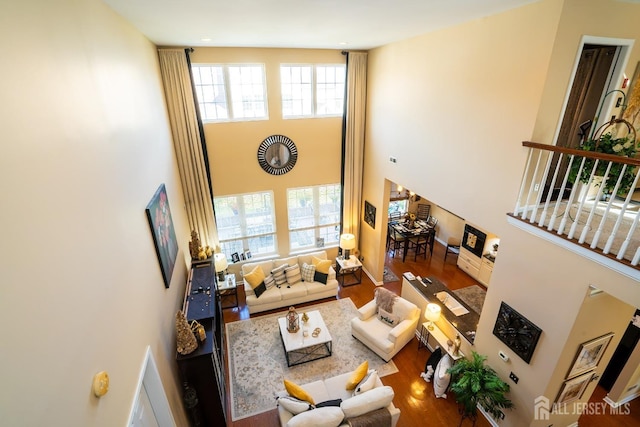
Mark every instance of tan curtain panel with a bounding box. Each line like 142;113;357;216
157;48;217;247
342;52;368;247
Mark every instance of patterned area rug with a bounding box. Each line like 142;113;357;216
453;285;487;315
383;268;399;283
225;298;399;421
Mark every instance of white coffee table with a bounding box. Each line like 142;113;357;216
278;310;332;367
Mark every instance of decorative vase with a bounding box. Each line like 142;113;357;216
287;306;299;333
301;312;309;323
176;311;198;355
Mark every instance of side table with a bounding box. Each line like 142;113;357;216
417;322;464;361
216;274;238;309
335;255;363;286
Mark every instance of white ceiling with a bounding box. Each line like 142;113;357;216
101;0;540;50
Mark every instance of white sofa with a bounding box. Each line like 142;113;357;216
351;294;421;362
241;250;339;314
277;370;400;427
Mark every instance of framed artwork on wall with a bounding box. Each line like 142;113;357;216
555;371;594;405
145;184;179;288
566;333;614;379
492;301;542;364
364;201;376;229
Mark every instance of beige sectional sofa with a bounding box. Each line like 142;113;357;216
276;369;400;427
241;250;339;314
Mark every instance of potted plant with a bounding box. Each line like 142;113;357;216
567;122;638;197
447;351;514;424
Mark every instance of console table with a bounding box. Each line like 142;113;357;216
177;262;227;425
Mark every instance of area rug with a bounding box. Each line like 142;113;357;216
225;298;399;421
453;285;486;315
383;268;399;283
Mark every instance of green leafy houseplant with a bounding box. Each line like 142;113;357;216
447;352;514;422
568;132;638;196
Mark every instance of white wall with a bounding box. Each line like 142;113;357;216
0;0;190;425
362;0;640;426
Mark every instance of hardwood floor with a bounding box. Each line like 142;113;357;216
221;240;639;427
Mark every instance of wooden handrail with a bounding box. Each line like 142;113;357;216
522;141;640;167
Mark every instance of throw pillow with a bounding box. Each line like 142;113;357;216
345;361;368;390
311;256;332;274
313;270;328;284
354;371;379;396
377;307;399;327
340;386;394;418
287;406;344;427
300;263;316;282
284;379;315;405
315;399;342;408
244;265;267;298
277;396;314;415
285;264;302;286
263;273;276;290
271;264;289;288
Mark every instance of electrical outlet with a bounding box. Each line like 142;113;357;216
509;372;519;384
534;183;540;191
389;156;397;163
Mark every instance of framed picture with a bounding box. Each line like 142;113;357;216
555;371;594;405
244;250;252;260
566;333;614;379
364;201;376;229
145;184;179;288
240;253;245;261
231;252;240;263
492;302;542;364
316;237;325;248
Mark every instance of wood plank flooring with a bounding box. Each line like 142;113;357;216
221;240;640;427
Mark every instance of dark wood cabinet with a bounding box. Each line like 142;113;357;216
177;262;227;426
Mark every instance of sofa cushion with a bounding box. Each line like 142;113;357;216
312;257;332;274
345;361;368;390
272;264;289;288
284;379;315;405
280;283;307;299
377;307;399;327
287;406;344;427
275;256;299;268
354;371;379;396
285;264;302;285
277;396;314;415
245;286;282;305
351;317;395;354
301;263;316;282
298;250;327;266
305;279;338;295
340;386;394;418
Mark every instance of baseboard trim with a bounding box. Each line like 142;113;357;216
604;391;640;408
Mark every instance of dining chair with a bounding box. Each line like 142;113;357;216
427;216;438;229
408;233;429;261
387;227;406;258
417;204;431;221
444;237;461;261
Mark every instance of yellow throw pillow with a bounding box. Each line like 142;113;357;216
244;265;265;290
345;361;369;390
284;379;315;405
312;256;332;274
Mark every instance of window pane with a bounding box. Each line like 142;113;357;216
191;65;228;121
214;191;276;256
287;184;340;250
316;65;345;116
228;65;267;119
281;65;313;118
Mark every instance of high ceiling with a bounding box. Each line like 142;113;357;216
101;0;539;50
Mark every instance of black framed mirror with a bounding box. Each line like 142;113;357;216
257;134;298;175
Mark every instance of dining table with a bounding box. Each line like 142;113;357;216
389;219;436;262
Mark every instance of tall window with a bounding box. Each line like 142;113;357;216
280;65;345;118
214;191;276;257
192;64;268;122
287;184;341;251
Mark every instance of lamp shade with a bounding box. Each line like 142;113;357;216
214;253;228;273
425;303;441;322
339;233;356;250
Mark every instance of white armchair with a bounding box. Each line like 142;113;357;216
351;293;421;362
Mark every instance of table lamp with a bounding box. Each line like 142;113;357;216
339;233;356;260
425;303;441;331
214;253;228;282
